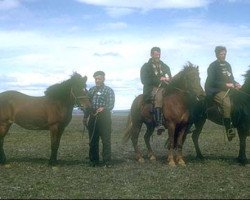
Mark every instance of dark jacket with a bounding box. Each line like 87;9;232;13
205;60;238;96
140;58;171;101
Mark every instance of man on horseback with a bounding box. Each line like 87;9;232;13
205;46;241;141
140;47;172;134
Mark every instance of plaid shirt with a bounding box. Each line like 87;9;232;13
88;84;115;111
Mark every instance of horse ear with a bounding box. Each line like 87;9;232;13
83;76;88;82
197;66;199;70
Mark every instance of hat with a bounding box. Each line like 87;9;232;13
215;46;227;55
151;47;161;54
93;71;105;77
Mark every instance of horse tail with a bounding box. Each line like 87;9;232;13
123;111;133;143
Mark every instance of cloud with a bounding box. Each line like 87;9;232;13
0;0;20;10
76;0;210;10
105;7;136;18
93;52;120;57
96;22;128;31
1;6;250;108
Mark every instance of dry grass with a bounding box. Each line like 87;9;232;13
0;114;250;199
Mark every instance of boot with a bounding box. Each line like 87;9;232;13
224;118;235;141
154;107;165;135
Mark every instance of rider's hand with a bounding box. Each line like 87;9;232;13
235;83;242;90
96;107;104;113
160;77;170;82
226;83;234;88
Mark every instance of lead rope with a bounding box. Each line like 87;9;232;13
89;112;99;144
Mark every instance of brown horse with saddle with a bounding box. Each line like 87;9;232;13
0;72;91;166
124;62;205;166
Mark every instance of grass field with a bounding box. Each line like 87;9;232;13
0;113;250;199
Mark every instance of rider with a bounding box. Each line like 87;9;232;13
140;47;172;134
205;46;241;141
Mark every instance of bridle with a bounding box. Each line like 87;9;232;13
70;88;90;109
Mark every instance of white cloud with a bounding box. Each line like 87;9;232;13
0;0;20;10
76;0;210;10
96;22;128;31
1;13;250;109
105;7;136;18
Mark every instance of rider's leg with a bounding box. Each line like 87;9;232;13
153;88;165;135
214;91;235;141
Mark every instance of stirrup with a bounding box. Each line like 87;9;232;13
227;128;235;142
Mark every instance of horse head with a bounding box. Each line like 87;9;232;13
171;62;205;101
44;72;91;109
70;72;91;109
241;67;250;93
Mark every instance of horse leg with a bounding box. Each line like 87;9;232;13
176;128;186;166
144;125;156;161
0;123;11;164
167;123;176;167
237;128;248;165
131;123;144;163
191;118;206;159
49;125;64;166
0;136;6;164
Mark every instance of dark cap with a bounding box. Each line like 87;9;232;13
151;47;161;54
93;71;105;77
215;46;227;55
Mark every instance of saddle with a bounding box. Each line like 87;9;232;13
205;97;234;126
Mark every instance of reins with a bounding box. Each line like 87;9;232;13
89;111;100;144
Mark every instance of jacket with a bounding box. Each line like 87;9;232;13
205;60;238;96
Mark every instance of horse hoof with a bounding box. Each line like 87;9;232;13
168;160;176;167
149;155;156;161
177;159;186;166
48;161;58;166
237;157;248;166
4;164;11;168
196;155;204;160
138;158;145;163
52;166;59;171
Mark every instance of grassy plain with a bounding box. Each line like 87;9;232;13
0;113;249;199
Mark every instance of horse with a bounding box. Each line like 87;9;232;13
124;62;205;166
191;68;250;165
0;72;91;166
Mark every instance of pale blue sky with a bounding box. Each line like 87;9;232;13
1;0;250;109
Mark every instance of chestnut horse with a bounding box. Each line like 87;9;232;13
0;72;91;166
124;62;205;166
191;68;250;165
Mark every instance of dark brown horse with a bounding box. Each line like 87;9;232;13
191;68;250;165
0;72;91;166
124;62;205;166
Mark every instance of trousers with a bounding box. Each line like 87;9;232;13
213;91;231;118
87;110;112;163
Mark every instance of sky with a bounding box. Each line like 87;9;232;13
1;0;250;110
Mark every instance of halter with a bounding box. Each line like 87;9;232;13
70;88;89;109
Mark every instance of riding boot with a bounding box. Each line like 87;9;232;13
154;107;165;135
224;118;235;141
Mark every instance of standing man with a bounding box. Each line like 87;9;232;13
140;47;172;134
205;46;241;141
84;71;115;167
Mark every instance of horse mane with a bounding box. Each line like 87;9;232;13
169;61;198;88
241;68;250;93
231;68;250;122
44;72;86;100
